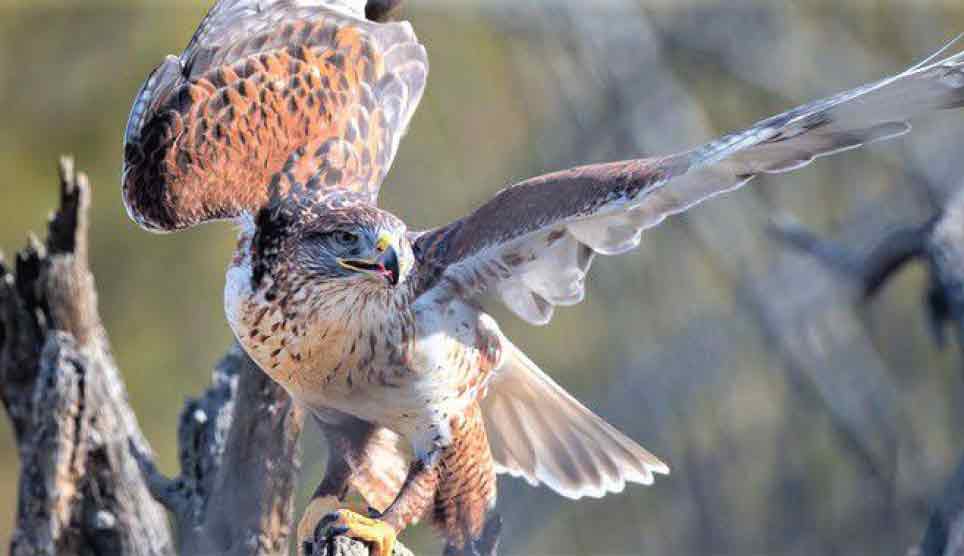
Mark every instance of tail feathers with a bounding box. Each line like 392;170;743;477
480;341;669;499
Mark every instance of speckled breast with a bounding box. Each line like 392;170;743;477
225;256;421;421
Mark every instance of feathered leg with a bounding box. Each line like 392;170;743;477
299;413;408;554
380;402;501;555
320;443;438;556
318;403;502;555
432;403;499;555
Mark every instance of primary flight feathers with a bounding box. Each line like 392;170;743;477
123;3;964;322
411;37;964;324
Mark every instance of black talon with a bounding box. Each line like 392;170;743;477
318;511;340;528
313;511;342;542
327;525;350;537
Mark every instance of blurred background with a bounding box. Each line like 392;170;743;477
3;1;964;554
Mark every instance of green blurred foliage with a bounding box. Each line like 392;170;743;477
2;1;964;554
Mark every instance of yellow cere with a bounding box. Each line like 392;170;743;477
376;230;393;253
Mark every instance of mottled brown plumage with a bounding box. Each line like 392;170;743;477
123;0;425;230
123;2;964;554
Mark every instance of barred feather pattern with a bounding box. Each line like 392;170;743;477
377;402;497;551
432;403;497;549
123;0;427;231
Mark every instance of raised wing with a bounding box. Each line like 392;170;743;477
413;42;964;324
123;0;427;231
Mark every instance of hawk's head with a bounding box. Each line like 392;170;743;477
249;192;413;293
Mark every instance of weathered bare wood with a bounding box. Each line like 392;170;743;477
131;342;308;556
1;157;174;556
1;157;322;556
307;535;415;556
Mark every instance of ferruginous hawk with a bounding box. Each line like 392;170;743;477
122;0;964;554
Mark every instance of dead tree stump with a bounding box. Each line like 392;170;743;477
0;158;414;556
0;158;173;555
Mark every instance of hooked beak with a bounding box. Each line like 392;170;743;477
338;231;400;286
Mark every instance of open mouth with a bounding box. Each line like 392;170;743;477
340;258;398;285
342;259;382;273
338;238;401;286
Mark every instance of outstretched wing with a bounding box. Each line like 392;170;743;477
413;42;964;324
123;0;427;232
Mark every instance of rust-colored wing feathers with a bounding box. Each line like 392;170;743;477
123;0;427;231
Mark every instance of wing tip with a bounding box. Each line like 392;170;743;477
906;32;964;74
123;55;182;149
494;451;671;500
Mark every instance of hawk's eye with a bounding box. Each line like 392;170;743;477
303;230;358;250
331;230;359;248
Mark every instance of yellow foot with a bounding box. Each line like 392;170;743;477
320;508;397;556
298;495;342;553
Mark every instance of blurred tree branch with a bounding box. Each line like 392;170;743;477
773;187;964;556
478;5;917;553
770;218;932;301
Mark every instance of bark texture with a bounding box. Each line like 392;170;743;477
132;344;306;555
0;158;174;556
0;157;411;556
